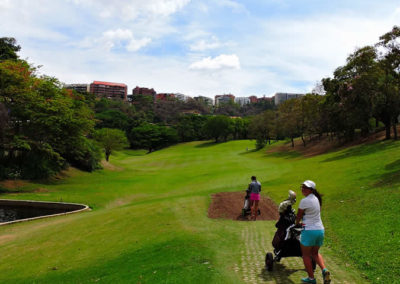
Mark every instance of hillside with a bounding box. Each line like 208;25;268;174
0;138;399;283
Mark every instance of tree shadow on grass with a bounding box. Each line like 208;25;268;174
358;158;400;188
195;141;219;148
266;151;302;159
238;148;261;155
373;168;400;188
322;141;398;163
259;263;299;284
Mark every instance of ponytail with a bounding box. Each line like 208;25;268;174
312;189;323;207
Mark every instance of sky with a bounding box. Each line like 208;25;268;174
1;0;400;98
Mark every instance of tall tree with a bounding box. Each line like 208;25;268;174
94;128;128;161
376;26;400;139
0;37;20;60
204;115;233;142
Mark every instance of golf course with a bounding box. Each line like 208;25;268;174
0;138;399;283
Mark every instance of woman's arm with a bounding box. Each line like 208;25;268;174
295;208;304;226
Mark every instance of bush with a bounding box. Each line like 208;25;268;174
63;137;102;172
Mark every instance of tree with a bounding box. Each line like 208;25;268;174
0;37;20;60
277;99;301;147
128;123;178;153
0;59;102;178
94;128;128;161
249;110;276;149
322;46;379;141
95;109;130;130
204;115;233;142
376;26;400;139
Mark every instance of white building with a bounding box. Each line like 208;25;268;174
194;96;213;106
64;84;90;93
235;97;250;106
274;92;305;105
175;93;191;102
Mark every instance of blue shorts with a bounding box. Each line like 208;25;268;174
300;230;324;247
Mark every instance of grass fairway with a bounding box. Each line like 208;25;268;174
0;139;399;283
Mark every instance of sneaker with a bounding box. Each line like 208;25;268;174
322;268;331;284
301;277;316;284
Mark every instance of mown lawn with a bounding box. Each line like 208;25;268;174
0;139;398;283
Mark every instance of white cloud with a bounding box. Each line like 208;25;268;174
0;0;10;8
218;0;248;13
68;0;191;20
190;37;221;51
189;54;240;70
81;29;151;52
127;38;152;52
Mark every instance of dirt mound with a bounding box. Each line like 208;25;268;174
267;127;396;158
208;192;279;221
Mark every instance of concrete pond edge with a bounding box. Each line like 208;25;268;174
0;199;90;226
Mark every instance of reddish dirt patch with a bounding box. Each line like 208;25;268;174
0;180;27;190
267;127;397;158
208;192;279;221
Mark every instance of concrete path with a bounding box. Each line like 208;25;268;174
233;224;367;284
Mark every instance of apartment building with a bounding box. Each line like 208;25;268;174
215;94;235;106
274;92;304;105
64;84;89;94
90;81;127;101
194;96;213;106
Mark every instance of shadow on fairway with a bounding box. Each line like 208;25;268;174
195;141;219;148
322;140;397;163
266;151;302;159
238;148;260;155
373;162;400;187
259;263;299;283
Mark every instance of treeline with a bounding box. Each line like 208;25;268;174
0;38;260;179
0;39;102;179
250;26;400;149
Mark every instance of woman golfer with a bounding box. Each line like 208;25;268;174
248;176;261;220
295;180;331;284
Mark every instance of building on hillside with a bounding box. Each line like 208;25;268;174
194;96;213;106
132;86;156;97
65;84;89;94
90;81;127;101
156;93;175;100
175;93;191;102
274;92;304;105
258;96;274;103
215;94;235;106
249;96;258;103
235;97;250;106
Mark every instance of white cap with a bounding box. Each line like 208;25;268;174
302;180;316;190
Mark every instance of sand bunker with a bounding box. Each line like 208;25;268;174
208;192;279;221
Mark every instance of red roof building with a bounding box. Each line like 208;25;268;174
156;93;175;101
90;81;127;101
132;86;156;97
249;96;258;103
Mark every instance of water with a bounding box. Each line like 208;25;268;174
0;205;71;223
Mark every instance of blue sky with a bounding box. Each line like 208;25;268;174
1;0;400;98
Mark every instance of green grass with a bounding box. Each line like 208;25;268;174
0;139;399;283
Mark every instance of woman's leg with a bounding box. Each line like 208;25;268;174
311;246;326;270
300;244;315;278
252;200;259;220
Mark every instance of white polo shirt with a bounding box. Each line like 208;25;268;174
299;193;324;230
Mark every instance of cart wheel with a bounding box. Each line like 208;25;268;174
312;259;316;271
265;252;274;271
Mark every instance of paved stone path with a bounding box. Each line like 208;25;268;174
233;224;365;284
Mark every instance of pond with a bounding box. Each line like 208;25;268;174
0;199;88;224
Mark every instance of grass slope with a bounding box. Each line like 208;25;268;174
0;139;398;283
